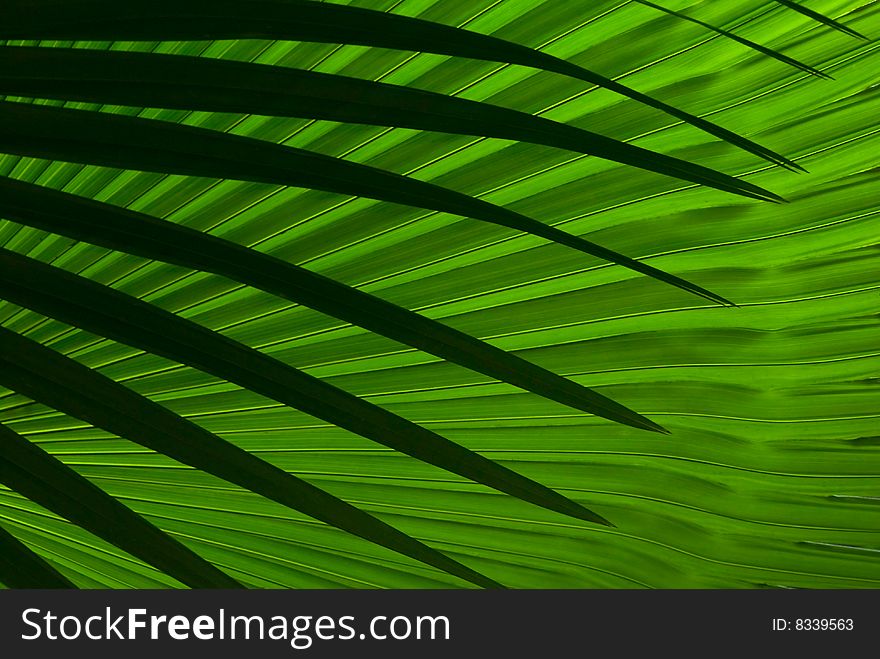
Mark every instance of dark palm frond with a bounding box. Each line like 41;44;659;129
0;247;612;526
1;0;800;169
0;176;669;432
0;102;745;303
773;0;867;39
636;0;830;78
0;100;780;203
0;422;243;588
0;522;77;589
0;327;502;589
0;45;792;170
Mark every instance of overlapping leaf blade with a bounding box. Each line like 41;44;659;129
0;328;502;589
0;176;667;432
0;422;243;588
1;0;799;169
636;0;829;78
0;523;76;589
0;100;763;308
0;247;612;526
0;100;780;203
0;46;794;163
773;0;866;38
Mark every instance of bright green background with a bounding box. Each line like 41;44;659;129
1;0;878;588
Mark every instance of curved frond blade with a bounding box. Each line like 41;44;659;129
0;99;779;205
636;0;830;78
0;523;76;588
0;248;612;526
0;46;804;173
0;104;742;302
773;0;867;39
0;327;502;589
0;422;243;588
0;0;797;168
0;176;669;432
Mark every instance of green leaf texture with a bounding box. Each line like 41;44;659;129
0;0;877;589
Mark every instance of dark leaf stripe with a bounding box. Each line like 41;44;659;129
0;327;502;589
0;247;612;527
0;101;747;305
773;0;867;39
0;0;798;169
0;422;243;589
0;522;76;588
637;0;830;78
0;46;805;175
0;98;780;206
0;176;669;432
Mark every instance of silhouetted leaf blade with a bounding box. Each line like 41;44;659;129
0;98;780;206
637;0;830;78
0;523;76;589
0;248;612;527
0;46;803;175
0;327;502;589
0;0;798;169
0;422;243;589
773;0;866;39
0;175;669;432
0;102;745;306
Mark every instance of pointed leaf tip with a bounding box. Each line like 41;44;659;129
0;246;617;529
773;0;867;40
0;0;800;168
0;176;664;433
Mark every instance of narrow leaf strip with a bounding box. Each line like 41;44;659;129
0;99;780;206
773;0;866;39
0;522;76;588
0;102;746;306
0;0;798;168
0;46;803;173
636;0;830;78
0;422;243;589
0;328;502;589
0;248;613;526
0;176;670;432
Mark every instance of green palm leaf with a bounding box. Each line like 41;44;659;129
0;0;877;590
